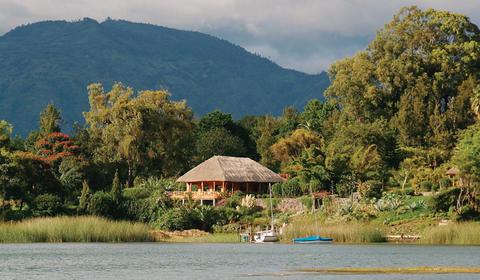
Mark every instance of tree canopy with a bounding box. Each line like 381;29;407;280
84;83;194;184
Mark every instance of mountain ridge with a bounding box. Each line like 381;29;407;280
0;18;329;135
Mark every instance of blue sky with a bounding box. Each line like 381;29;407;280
1;0;479;74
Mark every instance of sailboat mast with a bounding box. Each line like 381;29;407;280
269;182;274;231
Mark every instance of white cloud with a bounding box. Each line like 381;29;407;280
0;0;478;73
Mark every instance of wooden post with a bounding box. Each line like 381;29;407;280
212;181;215;192
201;181;204;192
222;181;226;192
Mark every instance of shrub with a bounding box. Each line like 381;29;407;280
134;177;185;192
212;223;241;233
123;187;151;200
307;179;324;193
438;178;452;190
225;192;244;208
240;194;256;208
420;181;434;192
283;178;303;197
87;191;115;218
429;188;460;212
272;183;283;197
393;187;415;196
33;194;63;216
195;205;221;232
358;180;383;198
374;193;403;212
121;188;173;223
299;195;313;211
121;197;159;222
272;178;302;197
155;208;198;231
335;179;353;197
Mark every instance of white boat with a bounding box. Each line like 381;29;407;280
253;229;279;243
253;182;279;243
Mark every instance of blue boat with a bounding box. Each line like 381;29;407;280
292;235;333;244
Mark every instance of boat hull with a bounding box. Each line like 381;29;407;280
293;240;332;244
253;230;279;243
292;235;333;244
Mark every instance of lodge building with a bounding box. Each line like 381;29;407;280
172;156;284;205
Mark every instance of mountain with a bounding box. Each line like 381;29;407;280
0;18;329;135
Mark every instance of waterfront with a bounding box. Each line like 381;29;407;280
0;243;479;279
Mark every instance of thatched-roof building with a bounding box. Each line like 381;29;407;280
446;167;460;188
173;156;284;205
446;167;460;177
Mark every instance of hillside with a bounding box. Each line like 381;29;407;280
0;18;328;135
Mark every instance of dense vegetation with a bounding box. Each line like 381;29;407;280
0;18;328;135
0;7;479;242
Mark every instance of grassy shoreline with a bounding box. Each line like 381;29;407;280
420;222;480;245
0;216;151;243
0;216;478;245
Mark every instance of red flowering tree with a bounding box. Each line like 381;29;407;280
35;132;79;165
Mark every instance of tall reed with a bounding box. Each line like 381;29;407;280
420;222;480;245
282;216;386;243
0;216;151;243
167;233;240;243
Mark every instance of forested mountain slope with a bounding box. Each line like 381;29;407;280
0;18;328;135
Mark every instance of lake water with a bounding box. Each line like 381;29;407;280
0;243;479;279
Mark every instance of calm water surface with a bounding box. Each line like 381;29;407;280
0;243;479;280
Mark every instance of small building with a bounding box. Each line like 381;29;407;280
172;156;284;205
446;167;460;187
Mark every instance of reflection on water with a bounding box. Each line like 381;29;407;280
0;243;479;280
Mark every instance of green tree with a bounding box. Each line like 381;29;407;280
451;125;480;213
197;110;257;160
84;83;194;185
111;170;122;202
197;110;235;134
300;99;336;138
58;156;89;200
277;106;300;137
195;127;247;162
255;115;280;170
78;180;90;214
0;149;23;218
293;146;330;191
0;121;12;149
39;103;62;136
271;128;323;167
326;6;479;150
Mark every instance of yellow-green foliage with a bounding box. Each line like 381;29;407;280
167;233;239;243
297;267;480;274
0;216;151;243
420;222;480;245
283;215;386;243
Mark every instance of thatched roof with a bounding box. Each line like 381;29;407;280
177;156;284;183
446;167;460;176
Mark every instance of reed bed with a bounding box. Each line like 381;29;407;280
420;222;480;245
297;267;480;274
0;216;151;243
167;233;239;243
282;216;386;243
